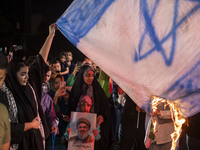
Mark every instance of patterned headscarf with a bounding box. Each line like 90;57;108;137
76;95;92;112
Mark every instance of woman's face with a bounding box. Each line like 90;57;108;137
83;70;94;85
17;66;29;86
54;77;62;90
44;70;51;83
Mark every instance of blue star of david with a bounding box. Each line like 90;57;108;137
134;0;200;66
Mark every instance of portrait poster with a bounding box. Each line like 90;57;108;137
68;112;97;150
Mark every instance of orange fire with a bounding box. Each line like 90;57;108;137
151;96;185;150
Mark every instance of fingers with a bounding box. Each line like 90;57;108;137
67;128;72;135
57;81;67;96
32;116;40;129
97;115;104;127
49;24;55;31
97;121;100;127
33;116;39;121
59;88;66;95
49;23;56;36
93;129;98;136
97;116;100;127
65;86;72;92
54;23;58;30
97;122;101;127
62;115;70;122
52;126;58;134
55;88;66;97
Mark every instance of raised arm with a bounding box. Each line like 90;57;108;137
39;24;56;62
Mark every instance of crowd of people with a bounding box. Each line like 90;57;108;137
0;24;200;150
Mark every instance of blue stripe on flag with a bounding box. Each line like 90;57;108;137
167;60;200;99
186;0;200;2
164;59;200;117
56;0;115;46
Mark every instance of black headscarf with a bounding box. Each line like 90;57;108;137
6;60;37;122
5;54;49;150
68;65;110;149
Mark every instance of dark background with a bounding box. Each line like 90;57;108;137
0;0;85;62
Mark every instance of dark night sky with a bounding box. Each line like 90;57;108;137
0;0;85;62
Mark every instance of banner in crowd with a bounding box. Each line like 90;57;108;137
56;0;200;117
68;112;96;150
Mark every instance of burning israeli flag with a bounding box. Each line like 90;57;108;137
56;0;200;118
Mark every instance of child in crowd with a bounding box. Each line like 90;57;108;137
64;95;100;141
58;52;69;81
42;68;52;93
65;51;75;80
46;73;70;150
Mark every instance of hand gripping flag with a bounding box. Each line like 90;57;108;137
56;0;200;117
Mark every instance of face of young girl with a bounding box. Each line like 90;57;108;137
17;66;29;86
54;77;62;90
80;102;91;113
60;55;66;63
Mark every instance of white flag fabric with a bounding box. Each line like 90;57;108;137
56;0;200;117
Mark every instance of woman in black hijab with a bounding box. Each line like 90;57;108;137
68;65;110;150
4;24;56;150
